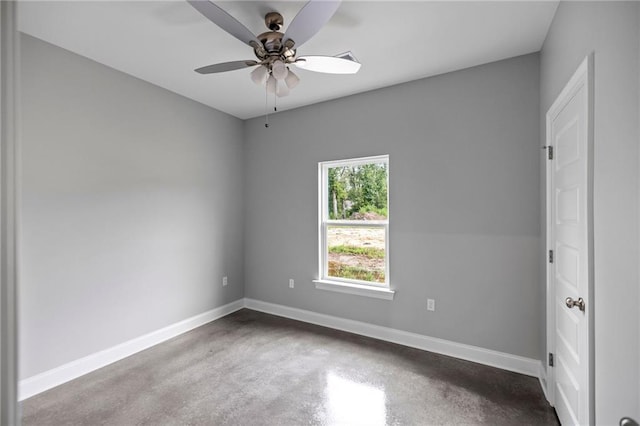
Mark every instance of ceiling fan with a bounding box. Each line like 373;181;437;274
187;0;361;98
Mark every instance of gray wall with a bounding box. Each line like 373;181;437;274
540;2;640;424
244;54;541;359
19;34;244;379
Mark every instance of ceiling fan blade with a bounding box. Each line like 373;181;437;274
295;55;361;74
282;0;341;49
187;1;260;47
195;60;258;74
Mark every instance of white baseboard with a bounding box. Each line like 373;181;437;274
244;298;540;377
19;299;245;401
21;297;543;401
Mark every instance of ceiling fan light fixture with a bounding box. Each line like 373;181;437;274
271;60;288;80
250;65;269;85
284;69;300;89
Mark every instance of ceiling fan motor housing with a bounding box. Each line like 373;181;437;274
257;31;284;55
252;12;296;65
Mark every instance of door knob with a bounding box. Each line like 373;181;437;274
620;417;639;426
565;297;586;312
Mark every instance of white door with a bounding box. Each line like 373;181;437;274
546;55;593;425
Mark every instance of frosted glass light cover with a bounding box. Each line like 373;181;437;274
284;69;300;89
250;65;268;85
272;60;288;80
276;81;290;97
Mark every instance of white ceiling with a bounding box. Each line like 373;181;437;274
18;1;559;120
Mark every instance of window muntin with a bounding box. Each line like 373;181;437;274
319;156;389;287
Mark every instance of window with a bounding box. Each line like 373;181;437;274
316;155;391;298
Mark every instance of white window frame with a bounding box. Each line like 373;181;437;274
314;155;393;300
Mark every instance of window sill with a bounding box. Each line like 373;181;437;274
313;280;395;300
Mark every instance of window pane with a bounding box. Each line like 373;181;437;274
327;225;385;283
327;162;387;220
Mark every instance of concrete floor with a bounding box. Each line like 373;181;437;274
22;309;559;425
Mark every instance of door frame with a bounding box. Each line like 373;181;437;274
545;53;595;423
0;1;20;424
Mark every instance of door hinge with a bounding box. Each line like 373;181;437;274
548;146;554;160
549;250;554;263
548;353;554;367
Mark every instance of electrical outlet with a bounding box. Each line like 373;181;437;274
427;299;435;311
289;279;294;289
222;276;228;287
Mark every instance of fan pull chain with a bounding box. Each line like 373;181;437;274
264;82;269;128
